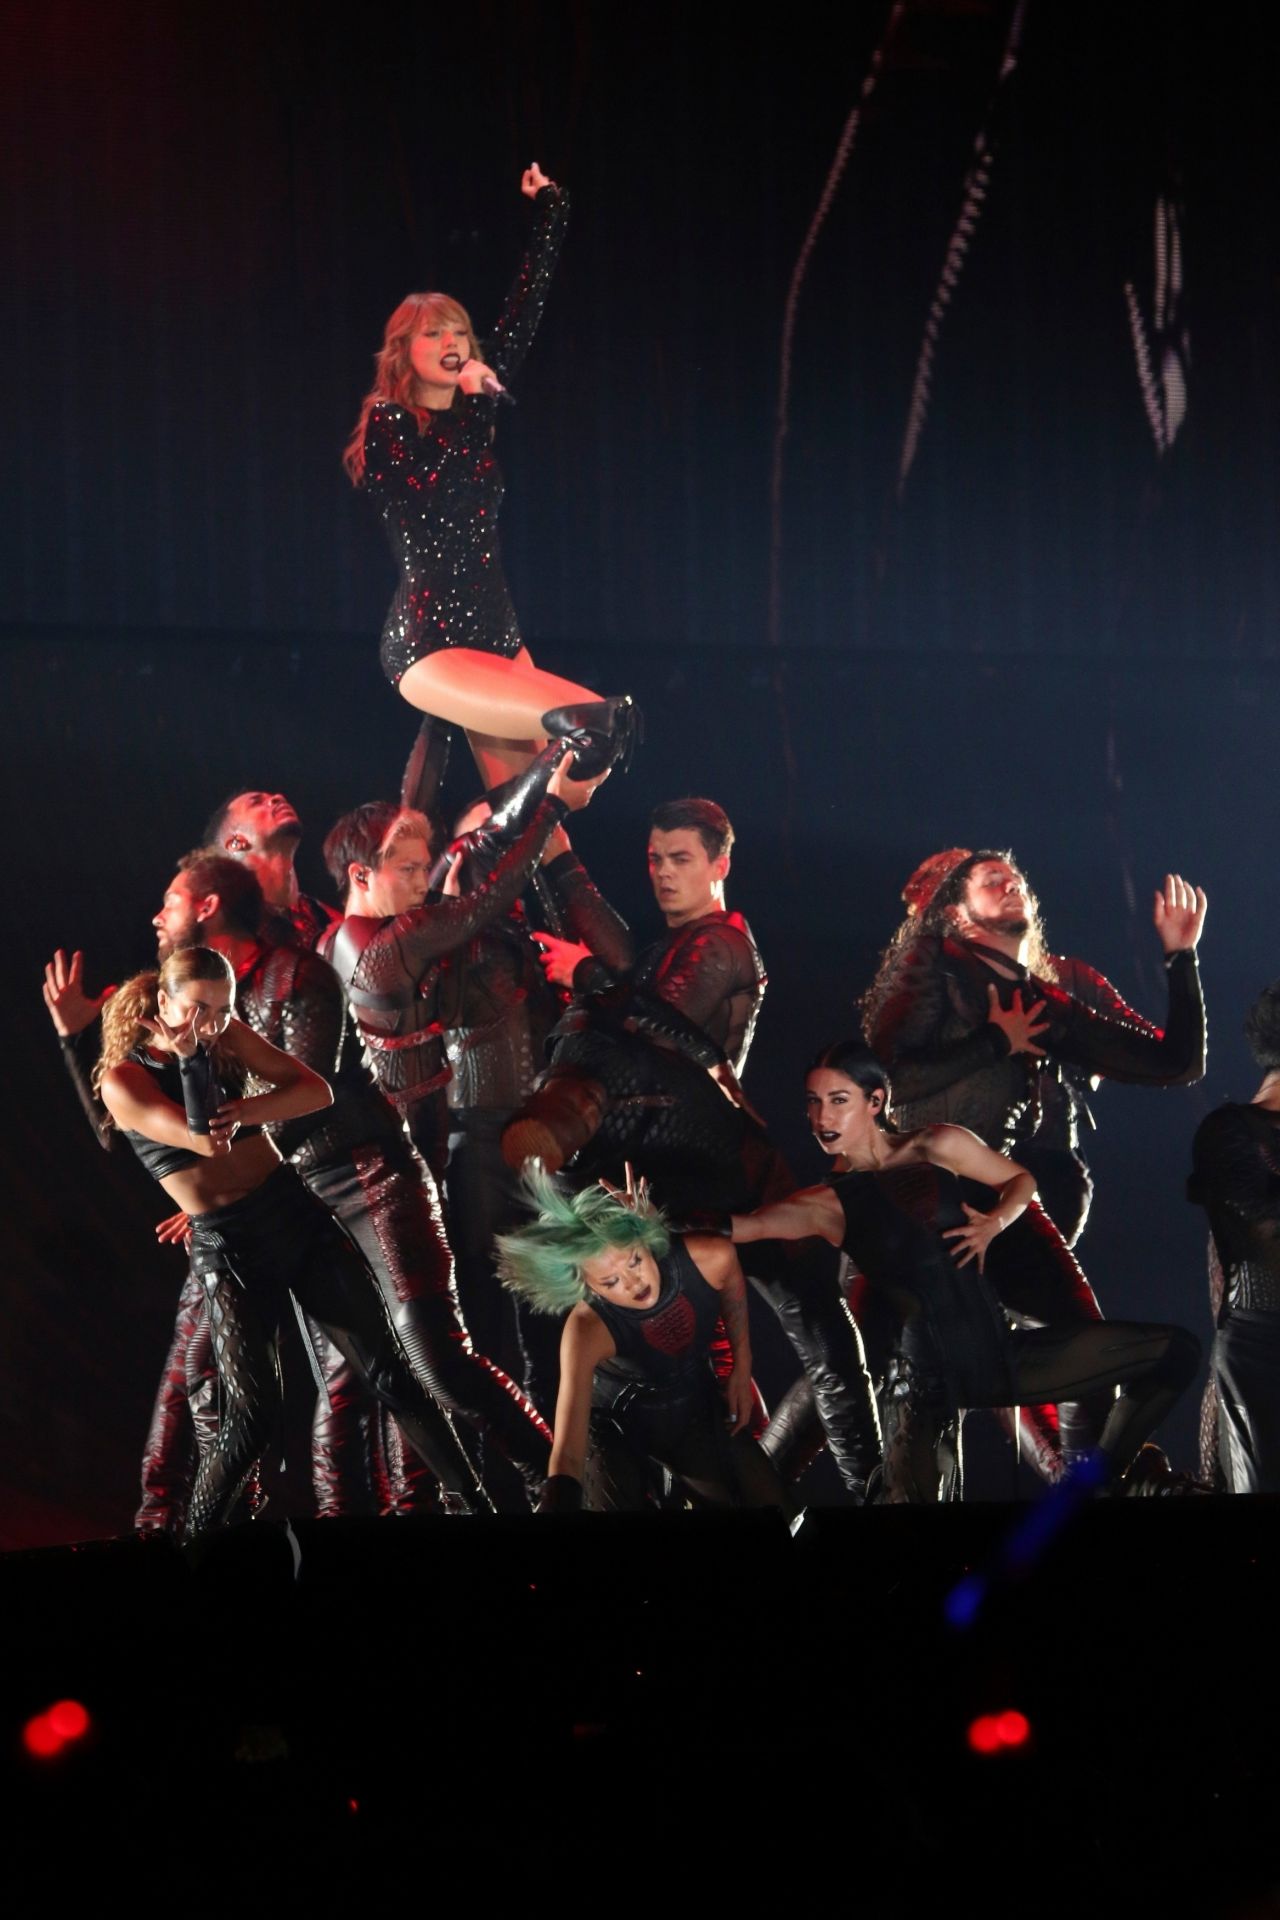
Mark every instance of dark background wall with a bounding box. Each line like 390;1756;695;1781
2;1;1276;1541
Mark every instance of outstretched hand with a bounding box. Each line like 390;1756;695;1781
1153;873;1207;954
43;948;116;1037
986;985;1048;1057
521;161;555;198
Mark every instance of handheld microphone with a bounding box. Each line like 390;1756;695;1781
481;372;515;406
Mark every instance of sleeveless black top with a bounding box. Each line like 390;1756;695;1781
119;1047;261;1182
829;1163;1014;1407
586;1237;721;1402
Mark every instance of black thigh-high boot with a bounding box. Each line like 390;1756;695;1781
744;1240;881;1500
135;1269;205;1534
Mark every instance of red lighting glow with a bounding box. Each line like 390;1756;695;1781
967;1709;1031;1755
48;1700;90;1741
22;1699;91;1759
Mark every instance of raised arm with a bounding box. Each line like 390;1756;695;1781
543;1305;615;1507
43;948;117;1150
489;168;570;386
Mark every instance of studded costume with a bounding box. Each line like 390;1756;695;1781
361;186;568;686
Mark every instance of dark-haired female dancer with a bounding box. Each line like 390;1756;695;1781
732;1041;1199;1502
1188;981;1280;1492
345;162;635;790
96;946;488;1532
498;1170;786;1513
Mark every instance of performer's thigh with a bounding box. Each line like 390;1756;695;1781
1006;1320;1181;1407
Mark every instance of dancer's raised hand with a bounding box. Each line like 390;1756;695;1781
1153;873;1207;953
521;161;555;197
43;948;116;1037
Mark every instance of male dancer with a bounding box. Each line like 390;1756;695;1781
509;797;882;1501
437;790;633;1417
204;789;340;951
862;847;1207;1470
49;829;560;1524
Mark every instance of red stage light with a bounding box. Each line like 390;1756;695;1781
967;1715;1002;1754
47;1700;90;1741
22;1714;64;1759
968;1709;1031;1755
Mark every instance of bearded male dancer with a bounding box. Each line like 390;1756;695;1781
859;849;1207;1477
506;796;882;1501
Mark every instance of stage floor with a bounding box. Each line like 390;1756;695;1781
4;1501;1277;1905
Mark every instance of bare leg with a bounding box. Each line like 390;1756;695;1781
398;645;600;762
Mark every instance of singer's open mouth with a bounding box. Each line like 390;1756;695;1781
440;352;463;371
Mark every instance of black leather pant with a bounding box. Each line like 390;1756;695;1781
445;1108;561;1422
183;1166;487;1536
136;1269;208;1533
305;1140;551;1487
1213;1311;1280;1492
584;1374;788;1513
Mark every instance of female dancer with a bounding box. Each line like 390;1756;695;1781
345;162;636;789
1187;981;1280;1491
731;1040;1199;1502
497;1169;786;1514
95;946;489;1532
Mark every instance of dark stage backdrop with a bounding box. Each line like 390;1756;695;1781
2;2;1277;1541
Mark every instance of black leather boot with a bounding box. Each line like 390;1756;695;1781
540;695;641;778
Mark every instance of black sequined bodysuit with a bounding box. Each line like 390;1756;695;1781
361;187;569;685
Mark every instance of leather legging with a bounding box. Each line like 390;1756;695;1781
444;1108;561;1422
136;1269;207;1534
882;1318;1200;1503
183;1167;488;1536
305;1140;551;1489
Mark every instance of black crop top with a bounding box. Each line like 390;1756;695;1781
586;1237;721;1398
118;1047;261;1182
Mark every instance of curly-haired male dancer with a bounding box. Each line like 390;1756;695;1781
861;848;1206;1471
